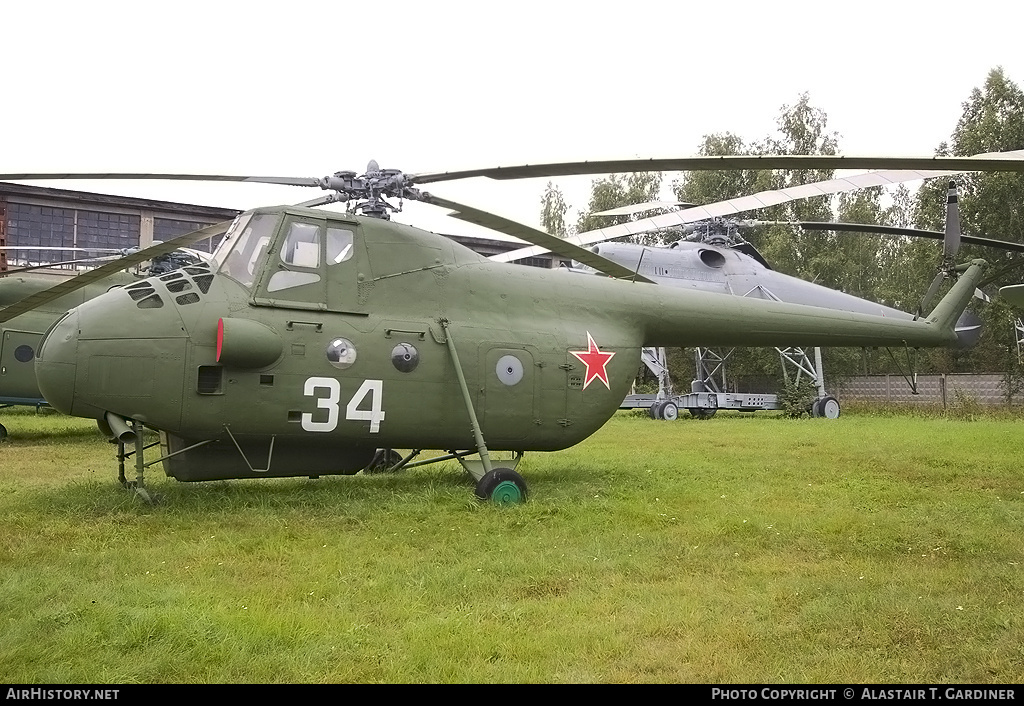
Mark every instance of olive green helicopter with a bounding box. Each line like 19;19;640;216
2;153;1024;503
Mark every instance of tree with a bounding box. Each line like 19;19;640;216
539;181;569;237
574;171;663;243
673;132;758;204
912;67;1024;375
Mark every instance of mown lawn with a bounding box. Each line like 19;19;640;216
1;407;1022;683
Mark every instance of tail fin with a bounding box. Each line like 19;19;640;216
927;260;986;340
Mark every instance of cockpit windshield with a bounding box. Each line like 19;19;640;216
211;212;280;289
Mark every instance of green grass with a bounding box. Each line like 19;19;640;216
1;407;1023;683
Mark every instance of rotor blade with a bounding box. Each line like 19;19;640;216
0;246;124;253
1;255;124;275
419;193;655;283
411;150;1024;184
591;201;697;217
296;193;345;208
944;181;961;261
0;173;322;187
1000;284;1024;307
0;220;230;324
490;160;1012;264
796;222;1024;254
917;270;948;318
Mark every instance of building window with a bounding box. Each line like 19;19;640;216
155;217;224;252
6;203;75;265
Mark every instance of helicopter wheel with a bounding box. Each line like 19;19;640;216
0;423;7;442
475;467;528;505
364;448;404;474
817;396;841;419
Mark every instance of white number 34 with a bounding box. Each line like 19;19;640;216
302;377;385;433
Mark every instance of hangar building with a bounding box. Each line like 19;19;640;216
0;182;563;272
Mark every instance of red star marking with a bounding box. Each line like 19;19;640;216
570;332;616;390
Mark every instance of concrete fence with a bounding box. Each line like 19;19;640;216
832;373;1020;407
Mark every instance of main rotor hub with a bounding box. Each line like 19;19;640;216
317;163;423;219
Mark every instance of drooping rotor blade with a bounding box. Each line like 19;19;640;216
8;150;1024;197
917;270;949;318
1000;284;1024;307
0;220;230;324
0;172;322;187
795;222;1024;254
411;150;1024;185
420;193;655;283
1;255;124;276
0;246;125;253
490;159;1014;264
591;201;697;217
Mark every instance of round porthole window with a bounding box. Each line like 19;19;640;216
391;343;420;373
496;355;524;386
326;338;357;369
14;345;34;363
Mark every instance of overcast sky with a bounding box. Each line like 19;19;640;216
5;0;1023;239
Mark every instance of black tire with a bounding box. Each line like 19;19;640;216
818;395;841;419
810;399;823;418
661;402;679;421
0;423;7;442
363;448;403;474
474;467;528;504
689;408;717;419
648;401;665;419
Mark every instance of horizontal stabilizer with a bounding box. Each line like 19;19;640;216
1000;284;1024;307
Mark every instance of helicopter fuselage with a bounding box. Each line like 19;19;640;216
34;206;981;481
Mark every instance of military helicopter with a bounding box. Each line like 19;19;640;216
2;153;1023;504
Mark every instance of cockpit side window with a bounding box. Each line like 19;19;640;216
326;227;354;264
217;213;280;289
280;222;321;268
267;219;324;293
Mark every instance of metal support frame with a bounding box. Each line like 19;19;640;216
639;347;673;399
113;421;215;501
439;319;493;478
224;425;275;473
117;419;158;503
885;345;920;394
693;347;733;393
1015;316;1024;364
777;346;827;397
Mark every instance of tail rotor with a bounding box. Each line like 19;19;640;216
916;181;963;319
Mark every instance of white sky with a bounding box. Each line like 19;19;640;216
5;0;1023;240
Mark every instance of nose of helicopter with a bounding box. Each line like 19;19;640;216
36;273;198;423
35;309;81;416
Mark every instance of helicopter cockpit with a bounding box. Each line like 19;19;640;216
214;212;277;289
210;207;368;314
